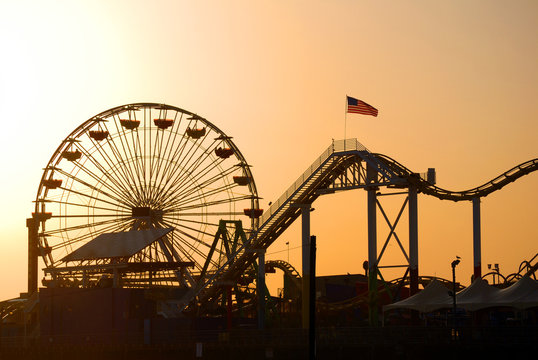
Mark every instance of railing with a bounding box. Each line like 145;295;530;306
258;138;369;226
184;139;370;306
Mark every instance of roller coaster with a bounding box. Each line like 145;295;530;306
25;103;538;317
189;139;538;312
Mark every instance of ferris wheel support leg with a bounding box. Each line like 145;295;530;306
300;204;312;330
26;218;38;296
408;185;419;296
472;197;482;280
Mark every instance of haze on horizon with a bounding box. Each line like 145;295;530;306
0;0;536;300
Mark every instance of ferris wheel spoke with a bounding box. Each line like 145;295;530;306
155;234;204;272
163;134;216;187
54;168;135;207
53;219;132;256
48;224;128;263
165;196;249;213
142;107;152;202
52;218;128;249
132;127;149;202
52;186;130;211
155;115;198;190
151;113;187;200
164;169;237;208
157;148;232;206
164;189;248;213
153;137;208;203
165;219;218;239
108;115;145;201
161;218;220;254
42;217;127;236
53;214;131;219
150;139;194;205
126;131;146;200
148;111;162;189
84;137;137;197
167;212;244;216
159;139;220;199
151;123;175;188
155;111;190;183
156;159;227;208
165;216;223;228
159;231;212;271
104;115;144;200
97;119;142;191
168;183;237;210
42;198;129;214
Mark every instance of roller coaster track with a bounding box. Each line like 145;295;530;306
484;252;538;285
267;260;302;293
316;275;460;312
187;139;538;309
241;261;458;312
375;154;538;201
237;260;302;303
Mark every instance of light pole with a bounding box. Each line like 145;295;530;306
286;241;289;263
451;257;461;330
487;263;500;284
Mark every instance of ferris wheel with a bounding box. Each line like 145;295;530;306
33;103;260;288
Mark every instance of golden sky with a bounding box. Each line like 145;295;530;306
0;1;536;299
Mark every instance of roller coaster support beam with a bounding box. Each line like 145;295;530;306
472;197;482;280
299;203;312;330
409;183;419;295
257;249;266;330
367;163;378;326
308;235;317;360
26;217;38;295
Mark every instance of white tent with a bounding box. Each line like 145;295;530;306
383;280;452;313
492;275;538;310
383;276;538;314
455;279;501;311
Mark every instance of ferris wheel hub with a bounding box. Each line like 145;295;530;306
132;206;163;221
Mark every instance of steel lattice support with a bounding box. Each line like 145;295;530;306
257;249;265;330
299;203;312;330
472;197;482;280
408;184;419;295
366;163;379;326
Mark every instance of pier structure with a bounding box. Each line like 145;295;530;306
22;102;538;327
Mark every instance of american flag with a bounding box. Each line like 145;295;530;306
347;96;378;117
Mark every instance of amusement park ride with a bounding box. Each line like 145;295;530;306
23;103;538;326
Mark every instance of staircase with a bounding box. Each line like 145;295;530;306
191;139;370;304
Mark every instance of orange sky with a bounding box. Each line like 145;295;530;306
0;1;536;300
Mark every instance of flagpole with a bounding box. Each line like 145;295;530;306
344;95;347;150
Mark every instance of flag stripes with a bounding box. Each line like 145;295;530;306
347;96;378;117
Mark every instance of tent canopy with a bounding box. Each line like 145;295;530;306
384;276;538;313
383;280;452;313
456;279;501;311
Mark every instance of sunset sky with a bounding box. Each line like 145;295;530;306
0;1;536;300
